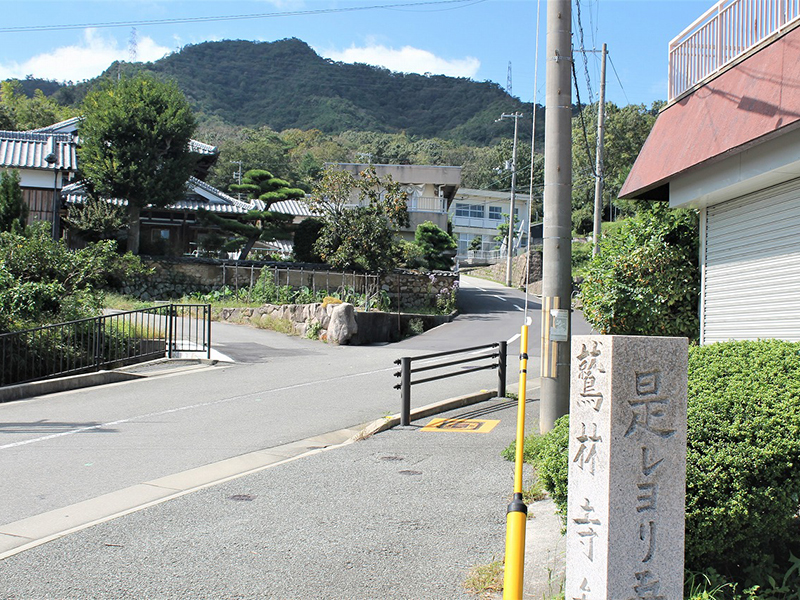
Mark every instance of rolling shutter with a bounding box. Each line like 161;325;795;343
703;178;800;344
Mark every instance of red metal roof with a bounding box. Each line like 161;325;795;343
620;23;800;200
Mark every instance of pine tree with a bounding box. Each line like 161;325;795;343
0;170;28;234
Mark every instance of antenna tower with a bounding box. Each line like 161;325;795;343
128;27;138;63
506;61;513;96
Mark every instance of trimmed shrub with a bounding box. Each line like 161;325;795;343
685;340;800;572
293;217;324;263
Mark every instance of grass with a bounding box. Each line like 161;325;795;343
464;558;504;597
102;292;157;311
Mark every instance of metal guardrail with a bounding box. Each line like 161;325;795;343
393;341;507;426
669;0;800;99
0;304;211;388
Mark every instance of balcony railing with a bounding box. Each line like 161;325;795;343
669;0;800;99
408;196;447;214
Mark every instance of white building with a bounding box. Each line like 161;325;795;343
449;188;531;263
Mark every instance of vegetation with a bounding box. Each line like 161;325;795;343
507;340;800;599
65;196;128;244
0;170;28;234
571;101;663;233
463;558;504;597
199;168;303;259
0;80;76;131
579;204;700;340
309;166;409;272
78;74;197;254
410;221;457;271
292;218;324;263
0;223;147;333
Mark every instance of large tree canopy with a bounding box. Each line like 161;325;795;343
78;74;197;254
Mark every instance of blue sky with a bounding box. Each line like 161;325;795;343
0;0;712;108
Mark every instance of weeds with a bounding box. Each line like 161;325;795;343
464;558;503;597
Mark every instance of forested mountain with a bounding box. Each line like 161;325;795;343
40;38;537;146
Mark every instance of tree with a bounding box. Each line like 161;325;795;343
292;217;324;263
65;197;128;243
78;74;197;254
0;80;75;131
571;101;661;233
0;170;28;234
309;165;409;272
413;221;457;271
579;205;700;340
199;168;304;260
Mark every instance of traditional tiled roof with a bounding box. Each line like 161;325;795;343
28;117;82;134
188;139;218;156
0;130;78;171
62;176;254;215
268;198;318;217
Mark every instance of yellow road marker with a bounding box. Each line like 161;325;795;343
420;418;500;433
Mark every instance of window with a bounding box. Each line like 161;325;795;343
455;203;484;219
489;206;503;220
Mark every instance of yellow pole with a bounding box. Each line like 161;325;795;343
503;324;529;599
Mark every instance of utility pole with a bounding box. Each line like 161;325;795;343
540;0;572;434
496;112;524;287
592;43;607;257
232;161;243;201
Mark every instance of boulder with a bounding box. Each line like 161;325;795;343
327;303;358;345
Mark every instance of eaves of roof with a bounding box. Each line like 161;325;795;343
620;23;800;200
0;131;78;171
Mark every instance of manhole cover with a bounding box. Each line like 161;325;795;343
398;469;422;476
380;456;405;461
228;494;256;502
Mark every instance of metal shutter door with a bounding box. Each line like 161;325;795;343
703;178;800;344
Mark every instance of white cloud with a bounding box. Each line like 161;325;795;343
319;43;480;78
0;29;171;83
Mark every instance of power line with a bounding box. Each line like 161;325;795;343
574;0;595;105
0;0;482;33
571;57;596;177
607;52;631;105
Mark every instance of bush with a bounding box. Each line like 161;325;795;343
293;217;324;263
685;340;800;573
579;204;700;339
413;220;456;271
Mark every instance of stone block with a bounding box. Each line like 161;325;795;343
566;335;688;600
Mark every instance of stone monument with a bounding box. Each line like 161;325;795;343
565;335;688;599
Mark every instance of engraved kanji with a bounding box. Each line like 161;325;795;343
573;422;602;475
573;498;601;561
628;570;665;600
576;341;605;411
639;520;656;563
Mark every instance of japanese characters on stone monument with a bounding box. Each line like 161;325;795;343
566;335;688;600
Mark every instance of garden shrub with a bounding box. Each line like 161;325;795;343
685;340;800;573
579;204;700;340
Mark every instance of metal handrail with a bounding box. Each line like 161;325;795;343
393;341;507;426
0;304;211;389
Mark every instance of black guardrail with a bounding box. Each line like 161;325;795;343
393;341;507;426
0;304;211;389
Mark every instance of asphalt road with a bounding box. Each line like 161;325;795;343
0;274;589;533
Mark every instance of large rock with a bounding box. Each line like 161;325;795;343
327;303;358;345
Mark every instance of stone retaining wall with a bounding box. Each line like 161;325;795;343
215;301;454;345
116;256;459;311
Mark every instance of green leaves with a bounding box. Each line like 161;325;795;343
579;205;700;340
0;170;28;235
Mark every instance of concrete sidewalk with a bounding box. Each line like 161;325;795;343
0;394;564;599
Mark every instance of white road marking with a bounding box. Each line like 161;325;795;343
0;367;396;451
493;295;507;302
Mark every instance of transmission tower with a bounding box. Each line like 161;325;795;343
506;61;513;96
128;27;138;63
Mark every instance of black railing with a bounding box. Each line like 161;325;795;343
0;304;211;388
393;341;507;426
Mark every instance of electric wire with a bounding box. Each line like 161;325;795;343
574;0;595;105
607;52;631;105
524;0;543;317
572;58;597;178
0;0;482;33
